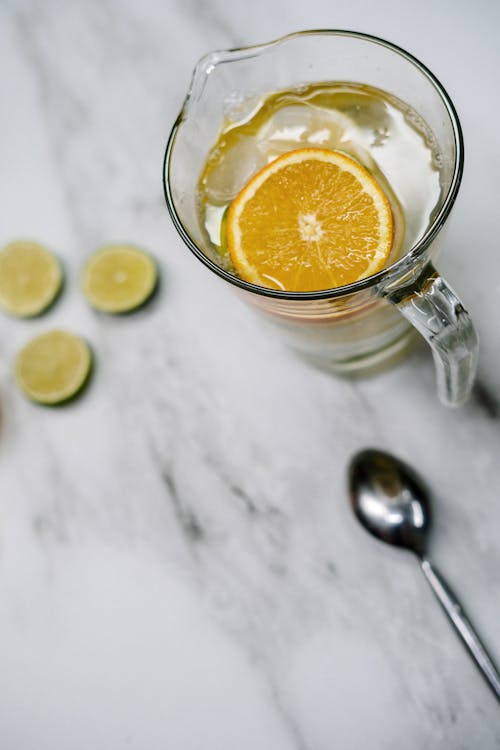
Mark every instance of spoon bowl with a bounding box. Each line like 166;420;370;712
348;448;430;556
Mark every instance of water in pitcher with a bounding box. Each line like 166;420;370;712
197;81;442;289
195;81;444;372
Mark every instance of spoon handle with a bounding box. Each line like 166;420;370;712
421;558;500;701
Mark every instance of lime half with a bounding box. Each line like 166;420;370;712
0;240;63;317
15;330;92;405
82;244;157;313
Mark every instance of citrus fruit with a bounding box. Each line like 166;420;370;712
82;244;157;313
226;147;394;292
15;330;92;405
0;240;63;317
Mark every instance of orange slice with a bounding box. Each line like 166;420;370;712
226;147;393;292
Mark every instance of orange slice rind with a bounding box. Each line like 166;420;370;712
226;147;394;292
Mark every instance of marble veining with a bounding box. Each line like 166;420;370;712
1;1;499;748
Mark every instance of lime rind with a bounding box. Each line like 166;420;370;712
0;240;63;318
14;330;93;406
82;244;158;314
219;206;230;256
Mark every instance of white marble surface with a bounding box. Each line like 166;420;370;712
1;1;499;747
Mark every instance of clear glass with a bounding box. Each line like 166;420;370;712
163;30;478;406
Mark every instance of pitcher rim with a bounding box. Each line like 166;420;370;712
163;29;464;301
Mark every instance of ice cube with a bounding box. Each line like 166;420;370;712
256;104;360;162
202;134;267;204
258;105;317;142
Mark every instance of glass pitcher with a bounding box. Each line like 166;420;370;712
163;30;478;406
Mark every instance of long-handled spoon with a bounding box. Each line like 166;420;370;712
348;448;500;701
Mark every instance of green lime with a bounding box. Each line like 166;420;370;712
0;240;63;317
82;244;157;313
15;330;92;405
219;206;229;255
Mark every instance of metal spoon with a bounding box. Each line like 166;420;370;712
348;448;500;702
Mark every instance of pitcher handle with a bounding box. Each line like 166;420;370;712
383;263;479;406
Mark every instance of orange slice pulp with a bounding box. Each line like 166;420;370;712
226;147;394;292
